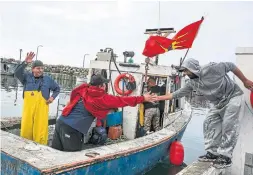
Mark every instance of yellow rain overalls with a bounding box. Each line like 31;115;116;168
14;61;60;145
21;91;49;145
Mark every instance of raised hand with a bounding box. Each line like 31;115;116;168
25;52;35;63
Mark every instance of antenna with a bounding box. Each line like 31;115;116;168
143;1;176;65
158;1;160;31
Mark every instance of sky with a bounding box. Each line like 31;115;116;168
0;1;253;68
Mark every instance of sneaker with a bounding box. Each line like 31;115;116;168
212;155;232;169
198;152;219;162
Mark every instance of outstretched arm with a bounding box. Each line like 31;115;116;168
233;67;253;91
215;62;253;91
157;93;173;101
101;92;156;109
157;83;193;101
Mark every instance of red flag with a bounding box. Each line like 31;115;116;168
171;17;204;50
142;36;174;57
142;17;204;57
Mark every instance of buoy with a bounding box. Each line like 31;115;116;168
169;140;184;166
114;73;136;96
250;91;253;108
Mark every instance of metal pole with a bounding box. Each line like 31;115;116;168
180;48;190;67
36;45;43;60
83;54;89;68
19;49;22;61
155;55;159;65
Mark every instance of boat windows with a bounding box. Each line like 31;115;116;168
141;76;167;129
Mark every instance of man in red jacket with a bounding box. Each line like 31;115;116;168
52;74;156;151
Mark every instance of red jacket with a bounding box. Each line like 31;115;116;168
62;83;144;126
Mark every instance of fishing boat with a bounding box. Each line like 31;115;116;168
1;44;193;174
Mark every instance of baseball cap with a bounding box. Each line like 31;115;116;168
89;74;110;86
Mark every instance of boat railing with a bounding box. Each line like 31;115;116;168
56;91;71;118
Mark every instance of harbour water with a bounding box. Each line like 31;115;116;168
0;75;207;175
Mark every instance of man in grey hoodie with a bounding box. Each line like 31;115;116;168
157;58;253;169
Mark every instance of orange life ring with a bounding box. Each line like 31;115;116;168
114;73;136;95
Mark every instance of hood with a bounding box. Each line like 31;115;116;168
181;58;201;77
87;86;106;97
71;83;106;99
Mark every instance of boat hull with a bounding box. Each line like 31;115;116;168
1;126;187;175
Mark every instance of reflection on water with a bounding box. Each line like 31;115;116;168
1;75;206;175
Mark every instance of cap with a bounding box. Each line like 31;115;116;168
90;74;110;86
32;60;44;68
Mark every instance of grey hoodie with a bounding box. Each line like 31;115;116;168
172;58;243;108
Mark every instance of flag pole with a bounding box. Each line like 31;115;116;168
180;16;204;67
180;48;190;67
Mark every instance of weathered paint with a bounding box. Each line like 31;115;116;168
1;152;41;175
1;106;191;175
1;125;187;175
55;127;186;175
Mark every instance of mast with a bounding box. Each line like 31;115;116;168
144;2;176;65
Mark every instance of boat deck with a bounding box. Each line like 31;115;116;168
1;105;191;174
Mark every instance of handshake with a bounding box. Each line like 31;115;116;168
143;92;173;102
